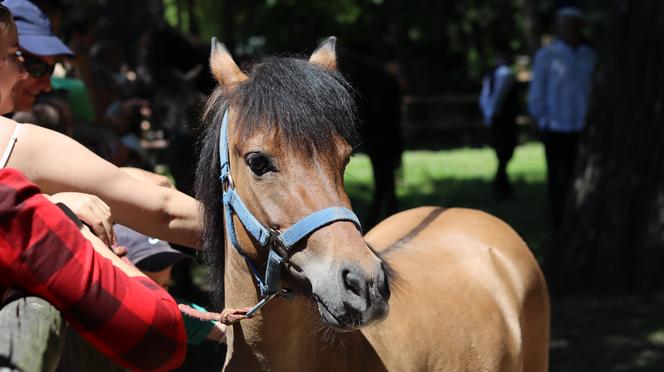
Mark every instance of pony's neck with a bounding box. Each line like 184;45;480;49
223;238;385;372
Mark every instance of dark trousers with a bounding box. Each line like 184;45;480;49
490;115;517;198
542;130;580;232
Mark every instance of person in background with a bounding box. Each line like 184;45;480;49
528;2;595;233
114;224;227;346
114;225;228;371
6;0;136;167
479;47;519;200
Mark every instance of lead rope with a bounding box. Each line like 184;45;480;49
178;287;288;324
178;303;251;325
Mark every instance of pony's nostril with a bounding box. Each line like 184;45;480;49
342;269;363;297
377;266;391;300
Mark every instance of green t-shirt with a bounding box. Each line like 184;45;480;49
50;77;96;124
178;301;217;346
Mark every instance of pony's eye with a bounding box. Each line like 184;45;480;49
245;152;273;176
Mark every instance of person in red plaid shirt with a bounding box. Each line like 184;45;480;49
0;167;187;371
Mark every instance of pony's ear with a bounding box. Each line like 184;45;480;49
210;37;248;87
309;36;337;70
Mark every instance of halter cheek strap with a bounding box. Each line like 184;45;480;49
218;108;361;314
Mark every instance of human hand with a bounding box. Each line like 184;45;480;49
47;192;115;246
208;322;227;344
121;167;175;189
80;225;145;278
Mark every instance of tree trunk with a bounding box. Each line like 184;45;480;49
176;0;183;30
557;0;664;291
186;0;199;37
517;0;541;54
220;0;236;53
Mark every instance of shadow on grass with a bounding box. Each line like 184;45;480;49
550;293;664;371
346;175;552;258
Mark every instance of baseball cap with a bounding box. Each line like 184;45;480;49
113;224;191;272
3;0;73;56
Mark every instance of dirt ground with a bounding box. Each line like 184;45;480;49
549;292;664;371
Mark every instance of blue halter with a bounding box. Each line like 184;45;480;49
218;109;362;315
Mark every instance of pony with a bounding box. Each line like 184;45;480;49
195;37;550;371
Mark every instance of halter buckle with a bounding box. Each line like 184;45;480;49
221;173;234;192
267;228;289;259
245;289;288;318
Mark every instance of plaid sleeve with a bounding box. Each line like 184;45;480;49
0;168;187;371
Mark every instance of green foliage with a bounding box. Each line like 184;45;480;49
160;0;576;93
345;143;550;256
64;0;607;93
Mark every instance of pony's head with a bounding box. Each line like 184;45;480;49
196;37;390;330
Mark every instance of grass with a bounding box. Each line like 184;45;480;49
344;142;551;257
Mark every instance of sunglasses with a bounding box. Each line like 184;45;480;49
19;51;55;78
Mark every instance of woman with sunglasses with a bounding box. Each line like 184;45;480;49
12;49;56;111
0;6;202;249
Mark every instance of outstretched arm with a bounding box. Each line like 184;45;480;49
6;122;202;248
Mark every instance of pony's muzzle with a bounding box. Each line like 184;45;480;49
338;261;390;326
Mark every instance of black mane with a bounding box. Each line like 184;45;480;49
195;56;357;308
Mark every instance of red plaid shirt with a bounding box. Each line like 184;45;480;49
0;168;186;371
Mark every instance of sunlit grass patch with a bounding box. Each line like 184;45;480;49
345;142;550;257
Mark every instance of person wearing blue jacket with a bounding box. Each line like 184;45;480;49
528;3;596;232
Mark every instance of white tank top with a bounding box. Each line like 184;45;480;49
0;123;22;168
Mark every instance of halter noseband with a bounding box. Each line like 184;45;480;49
218;108;362;316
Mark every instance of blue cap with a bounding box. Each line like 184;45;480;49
3;0;73;57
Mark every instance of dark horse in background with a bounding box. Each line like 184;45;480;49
140;27;216;195
338;51;404;228
138;27;217;311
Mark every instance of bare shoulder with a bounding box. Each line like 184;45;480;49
0;116;19;137
5;122;68;160
0;119;67;147
17;122;66;141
